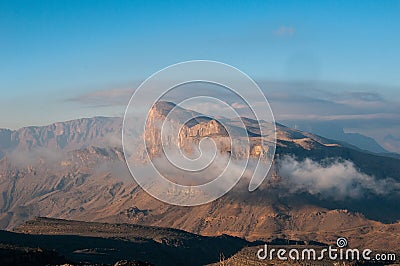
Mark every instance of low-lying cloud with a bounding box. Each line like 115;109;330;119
67;88;133;107
277;155;399;199
7;147;65;168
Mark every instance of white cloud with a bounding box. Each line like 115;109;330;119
277;156;399;199
68;88;133;107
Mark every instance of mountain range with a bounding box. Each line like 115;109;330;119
0;101;399;261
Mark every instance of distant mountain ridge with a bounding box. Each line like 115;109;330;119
283;120;389;154
0;116;122;155
0;102;394;159
0;102;399;180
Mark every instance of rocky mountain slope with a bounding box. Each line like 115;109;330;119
0;101;399;253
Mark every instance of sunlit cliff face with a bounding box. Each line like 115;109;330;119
143;101;270;161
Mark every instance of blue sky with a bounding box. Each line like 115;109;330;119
1;1;400;151
2;1;400;88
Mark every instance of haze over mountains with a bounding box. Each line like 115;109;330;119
0;101;399;256
282;120;390;154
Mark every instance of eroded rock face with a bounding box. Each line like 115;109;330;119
143;101;270;160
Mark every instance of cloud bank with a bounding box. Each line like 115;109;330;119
277;156;399;200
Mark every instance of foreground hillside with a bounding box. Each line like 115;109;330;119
5;217;250;265
8;217;396;266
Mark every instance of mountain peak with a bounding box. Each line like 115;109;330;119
151;101;177;117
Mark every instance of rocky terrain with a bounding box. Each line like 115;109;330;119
11;217;398;266
0;243;70;266
5;217;397;265
0;101;400;263
6;217;250;265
